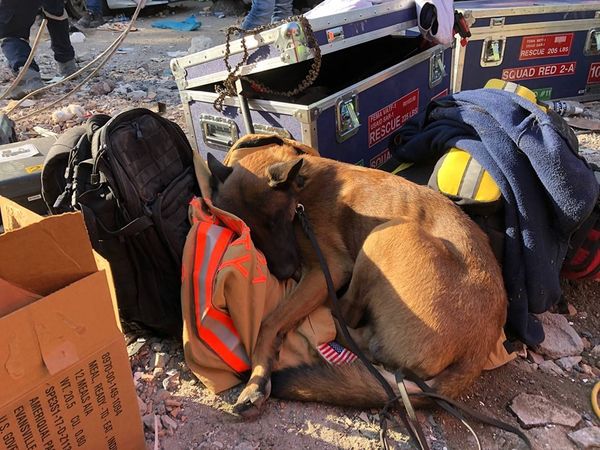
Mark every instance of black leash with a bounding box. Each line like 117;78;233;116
408;380;532;449
295;204;533;450
295;204;430;450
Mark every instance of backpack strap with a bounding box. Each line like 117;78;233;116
42;125;88;214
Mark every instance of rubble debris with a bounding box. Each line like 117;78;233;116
90;80;115;96
527;426;577;450
527;350;545;365
555;356;582;372
539;360;565;377
51;104;85;123
128;337;147;357
70;32;86;43
0;113;16;144
167;51;188;58
592;345;600;357
536;312;585;359
234;441;258;450
151;342;163;352
568;427;600;449
163;369;181;391
98;23;139;32
127;90;147;101
161;414;178;431
142;413;158;432
164;398;182;408
189;36;214;53
578;363;594;376
509;393;582;428
137;396;148;415
567;304;578;316
33;126;58;137
154;352;169;370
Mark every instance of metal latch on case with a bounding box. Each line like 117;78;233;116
429;50;446;88
199;114;239;150
336;94;360;143
481;37;506;66
585;28;600;55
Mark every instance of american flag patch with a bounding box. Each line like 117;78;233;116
317;341;357;365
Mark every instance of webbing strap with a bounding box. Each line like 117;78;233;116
295;204;429;450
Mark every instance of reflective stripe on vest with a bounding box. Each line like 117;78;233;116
193;221;251;373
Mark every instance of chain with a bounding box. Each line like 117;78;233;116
213;15;322;112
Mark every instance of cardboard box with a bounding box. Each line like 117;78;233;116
0;197;145;450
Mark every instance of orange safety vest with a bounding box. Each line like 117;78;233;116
181;196;337;393
191;214;250;373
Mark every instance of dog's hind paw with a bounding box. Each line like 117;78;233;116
233;379;271;420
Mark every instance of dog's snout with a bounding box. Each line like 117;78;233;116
291;266;302;282
270;261;300;281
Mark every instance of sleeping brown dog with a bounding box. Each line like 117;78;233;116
206;135;507;418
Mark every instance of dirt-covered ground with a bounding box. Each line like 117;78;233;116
2;3;599;449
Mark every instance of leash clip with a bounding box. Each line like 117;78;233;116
295;203;305;214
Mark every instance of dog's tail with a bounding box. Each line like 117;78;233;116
271;359;481;409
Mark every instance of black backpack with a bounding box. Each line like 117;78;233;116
42;108;198;336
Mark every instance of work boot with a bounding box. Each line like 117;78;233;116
57;59;78;77
75;11;105;29
7;68;44;100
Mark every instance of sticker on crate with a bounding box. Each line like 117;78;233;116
519;33;573;60
0;143;41;163
502;62;576;82
531;87;553;101
368;89;420;148
370;148;392;169
588;63;600;85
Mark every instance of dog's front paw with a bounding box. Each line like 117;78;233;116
233;378;272;420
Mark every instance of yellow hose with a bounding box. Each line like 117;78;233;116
593;381;600;420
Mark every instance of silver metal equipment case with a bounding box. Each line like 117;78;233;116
171;1;453;169
172;0;416;90
452;0;600;101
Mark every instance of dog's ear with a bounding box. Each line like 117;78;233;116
267;158;304;190
207;153;233;184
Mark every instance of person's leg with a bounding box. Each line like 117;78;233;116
41;0;75;65
86;0;104;15
75;0;105;29
272;0;293;23
241;0;276;30
0;0;40;73
0;0;44;99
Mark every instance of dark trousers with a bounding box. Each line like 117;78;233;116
0;0;74;73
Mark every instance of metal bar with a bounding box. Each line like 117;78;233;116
468;18;600;39
235;79;255;135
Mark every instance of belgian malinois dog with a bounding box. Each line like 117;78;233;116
206;135;507;418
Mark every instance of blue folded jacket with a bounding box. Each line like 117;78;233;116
392;89;598;345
